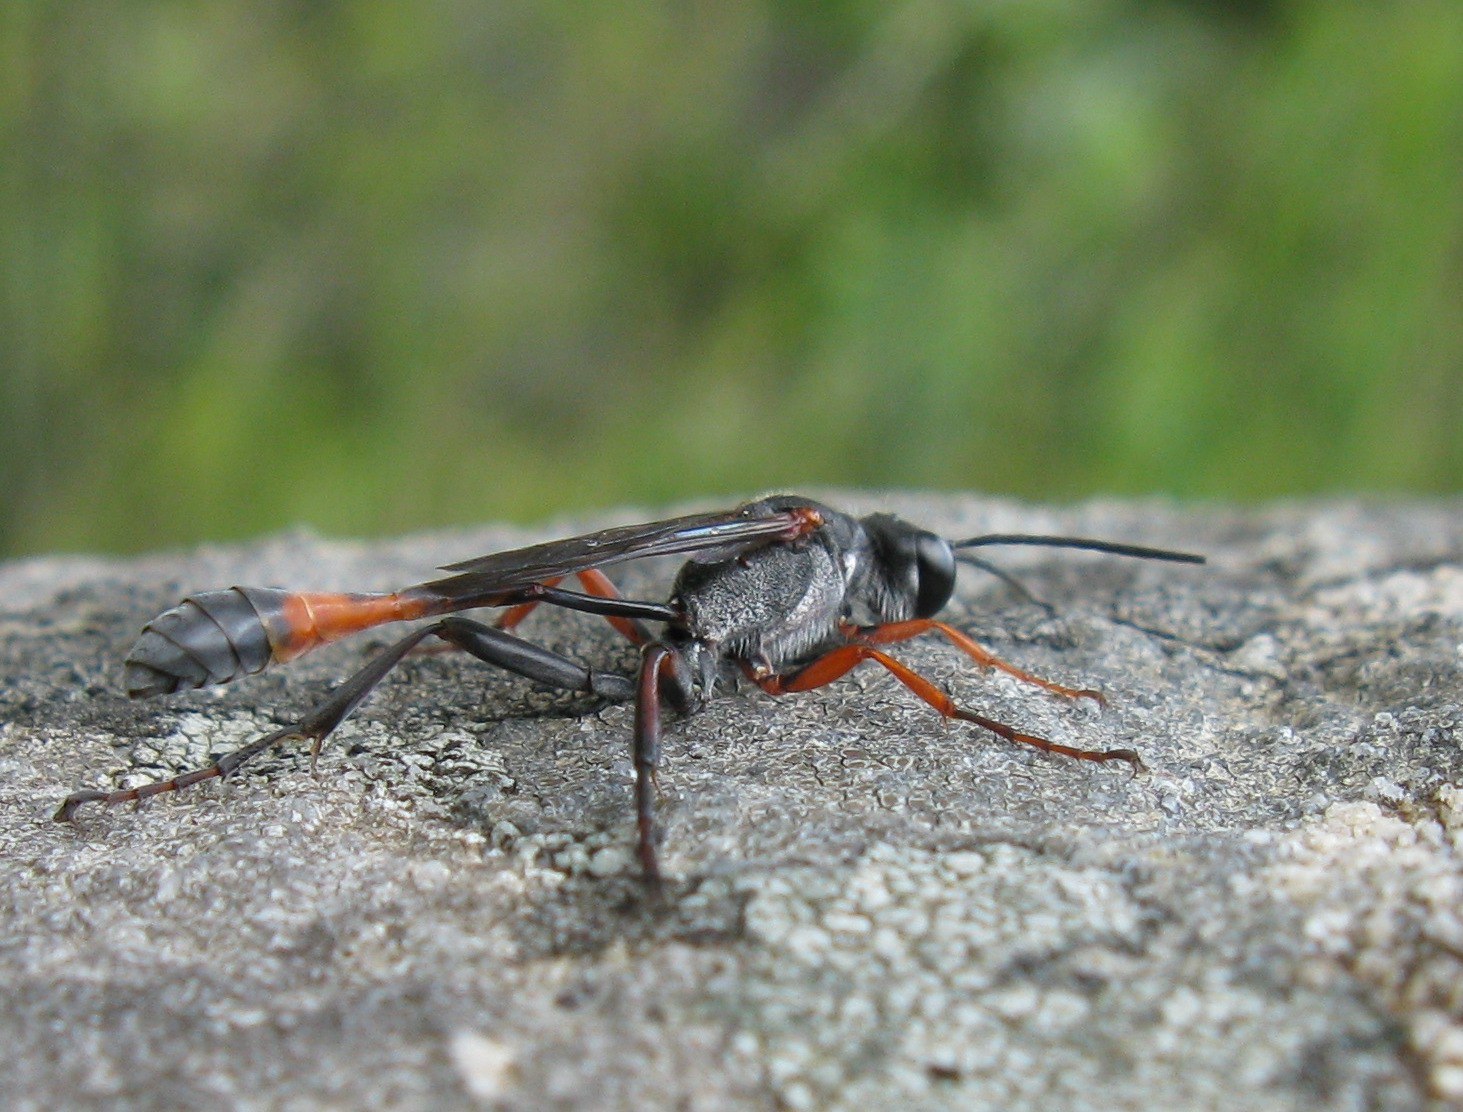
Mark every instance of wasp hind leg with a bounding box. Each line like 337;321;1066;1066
55;617;634;821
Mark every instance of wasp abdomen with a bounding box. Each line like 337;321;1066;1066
123;587;431;698
123;587;289;697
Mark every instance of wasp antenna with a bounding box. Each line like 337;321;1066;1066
952;534;1205;564
952;553;1058;617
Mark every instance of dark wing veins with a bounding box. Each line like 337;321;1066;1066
424;503;822;603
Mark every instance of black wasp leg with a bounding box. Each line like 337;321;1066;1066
433;616;636;702
491;569;670;645
55;618;634;822
634;643;675;890
486;582;677;626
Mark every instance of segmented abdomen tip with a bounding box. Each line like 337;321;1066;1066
122;658;185;698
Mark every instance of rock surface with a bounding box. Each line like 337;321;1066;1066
3;494;1462;1110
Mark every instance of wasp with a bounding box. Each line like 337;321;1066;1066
56;495;1202;885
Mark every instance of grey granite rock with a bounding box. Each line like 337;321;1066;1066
3;494;1461;1110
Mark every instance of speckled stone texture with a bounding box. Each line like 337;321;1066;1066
3;494;1461;1111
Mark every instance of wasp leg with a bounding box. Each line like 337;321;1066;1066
953;555;1057;618
55;618;634;822
848;619;1105;704
494;576;566;632
756;644;1140;768
633;642;682;891
494;570;664;645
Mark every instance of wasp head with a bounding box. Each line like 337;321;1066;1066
857;514;958;622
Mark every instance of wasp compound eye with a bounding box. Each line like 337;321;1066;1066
913;532;956;618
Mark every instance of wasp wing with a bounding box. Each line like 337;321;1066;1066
421;501;822;603
119;499;826;696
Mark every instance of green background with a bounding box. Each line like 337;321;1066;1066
3;1;1460;557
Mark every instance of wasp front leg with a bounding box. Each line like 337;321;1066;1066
753;641;1140;768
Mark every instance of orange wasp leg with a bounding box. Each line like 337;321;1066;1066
754;643;1140;768
849;619;1105;704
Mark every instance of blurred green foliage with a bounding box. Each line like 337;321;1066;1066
2;0;1460;556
